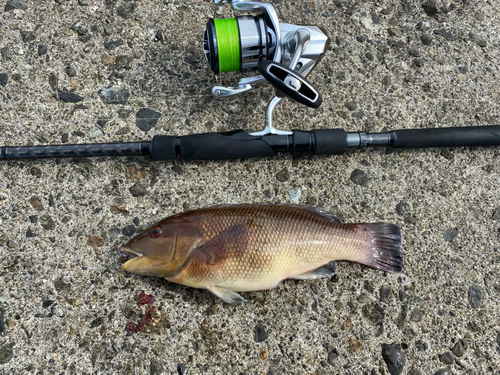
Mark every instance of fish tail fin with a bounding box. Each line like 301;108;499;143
356;223;403;273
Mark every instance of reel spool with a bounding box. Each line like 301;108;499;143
203;15;276;74
202;0;331;135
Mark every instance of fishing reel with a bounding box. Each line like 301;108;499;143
203;0;330;135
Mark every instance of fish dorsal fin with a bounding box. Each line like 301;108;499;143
292;205;341;223
289;261;337;280
198;224;249;266
206;286;246;304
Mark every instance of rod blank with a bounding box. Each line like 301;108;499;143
0;125;499;161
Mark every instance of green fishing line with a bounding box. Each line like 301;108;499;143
213;18;241;73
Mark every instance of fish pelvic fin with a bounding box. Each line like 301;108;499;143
206;286;246;304
359;223;403;273
289;261;336;280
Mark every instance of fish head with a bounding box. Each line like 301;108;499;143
121;218;205;278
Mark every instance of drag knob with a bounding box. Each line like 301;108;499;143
258;60;322;108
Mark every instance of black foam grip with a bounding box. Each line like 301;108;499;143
151;136;176;160
393;126;500;148
179;132;275;160
312;129;347;155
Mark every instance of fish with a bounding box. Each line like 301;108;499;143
121;204;403;303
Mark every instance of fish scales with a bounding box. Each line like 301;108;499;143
121;204;403;303
181;206;352;289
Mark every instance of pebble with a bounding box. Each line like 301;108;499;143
452;340;467;357
254;325;269;342
380;286;392;302
381;344;405;375
344;101;357;111
40;215;55;230
349;337;363;352
408;369;422;375
100;85;130;105
434;30;457;41
327;348;339;364
49;73;58;90
0;311;5;333
20;30;35;43
395;201;410;216
129;183;147;197
90;317;103;328
26;228;37;237
362;302;384;324
289;188;301;203
104;40;124;50
410;308;424;322
422;2;438;17
414;59;424;68
136;108;161;132
177;363;187;375
350;169;369;187
71;21;88;35
60;92;84;103
443;229;458;242
0;342;14;365
434;369;453;375
5;0;27;11
420;34;433;45
415;340;428;351
114;55;134;70
439;351;454;365
0;73;7;87
468;285;482;308
90;127;103;137
395;305;408;329
492;207;500;220
38;44;47;55
352;111;366;119
66;66;77;77
276;167;290;182
122;225;136;236
117;2;135;19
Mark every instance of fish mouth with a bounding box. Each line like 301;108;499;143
120;244;144;257
121;244;145;272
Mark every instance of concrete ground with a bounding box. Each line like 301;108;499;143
1;0;499;374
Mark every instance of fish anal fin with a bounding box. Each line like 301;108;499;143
206;286;246;304
289;261;336;280
199;224;249;266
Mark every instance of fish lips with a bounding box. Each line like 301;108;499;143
120;244;144;271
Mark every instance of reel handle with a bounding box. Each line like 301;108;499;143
258;60;323;108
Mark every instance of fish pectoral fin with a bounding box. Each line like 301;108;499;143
199;224;249;266
289;261;336;280
206;286;246;304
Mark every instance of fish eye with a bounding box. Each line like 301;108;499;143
150;226;162;238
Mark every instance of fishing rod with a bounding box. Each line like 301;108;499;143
1;0;499;161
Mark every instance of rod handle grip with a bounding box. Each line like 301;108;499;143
393;125;500;148
151;132;276;160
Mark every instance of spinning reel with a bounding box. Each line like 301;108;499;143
203;0;330;135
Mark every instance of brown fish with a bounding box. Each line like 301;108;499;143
121;204;403;303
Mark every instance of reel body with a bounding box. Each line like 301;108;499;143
203;0;330;135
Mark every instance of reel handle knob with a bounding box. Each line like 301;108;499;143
258;60;322;108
